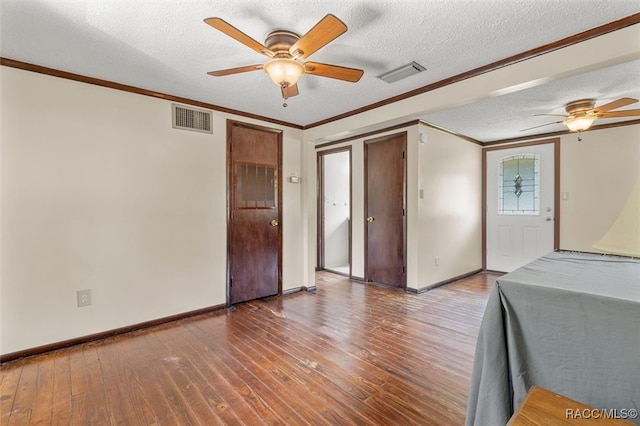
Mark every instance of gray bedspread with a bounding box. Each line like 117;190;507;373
466;251;640;426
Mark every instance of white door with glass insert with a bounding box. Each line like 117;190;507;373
486;143;555;272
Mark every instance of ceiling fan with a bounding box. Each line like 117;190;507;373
521;97;640;133
204;14;364;106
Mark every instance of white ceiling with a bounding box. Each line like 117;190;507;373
2;0;639;143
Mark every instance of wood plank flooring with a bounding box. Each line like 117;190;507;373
1;271;498;425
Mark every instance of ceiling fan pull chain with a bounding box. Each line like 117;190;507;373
282;83;288;107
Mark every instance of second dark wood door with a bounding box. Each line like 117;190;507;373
364;132;406;288
228;121;282;304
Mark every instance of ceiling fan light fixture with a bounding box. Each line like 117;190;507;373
563;115;596;132
264;58;305;87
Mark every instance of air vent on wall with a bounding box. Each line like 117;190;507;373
172;104;213;134
377;61;426;83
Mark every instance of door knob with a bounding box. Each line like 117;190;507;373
366;216;375;223
270;219;279;227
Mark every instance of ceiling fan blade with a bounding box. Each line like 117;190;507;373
596;109;640;118
289;14;347;59
534;113;568;118
204;17;274;57
592;97;638;114
304;62;363;82
207;64;263;76
281;83;299;99
519;121;563;132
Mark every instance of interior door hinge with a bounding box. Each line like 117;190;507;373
402;151;405;159
402;208;405;216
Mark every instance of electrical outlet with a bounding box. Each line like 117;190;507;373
77;289;91;307
434;256;440;266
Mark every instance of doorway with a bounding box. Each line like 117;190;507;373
364;132;407;288
227;120;282;305
317;147;352;276
485;139;559;272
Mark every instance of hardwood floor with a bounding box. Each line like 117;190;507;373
1;271;498;425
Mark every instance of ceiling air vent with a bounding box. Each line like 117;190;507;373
172;104;213;134
377;61;426;83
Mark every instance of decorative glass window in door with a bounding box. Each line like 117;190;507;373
498;154;540;215
235;162;277;209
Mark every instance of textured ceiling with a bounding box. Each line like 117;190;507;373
1;0;639;142
421;59;640;142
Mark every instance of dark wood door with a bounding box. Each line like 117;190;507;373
228;121;282;304
364;132;406;288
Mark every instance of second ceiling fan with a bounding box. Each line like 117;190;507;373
204;14;364;106
522;97;640;133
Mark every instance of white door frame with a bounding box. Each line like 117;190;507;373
483;138;560;271
317;146;352;277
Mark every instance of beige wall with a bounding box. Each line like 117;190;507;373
315;124;482;290
312;122;637;293
2;63;638;355
0;67;304;354
416;124;483;288
559;124;640;252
